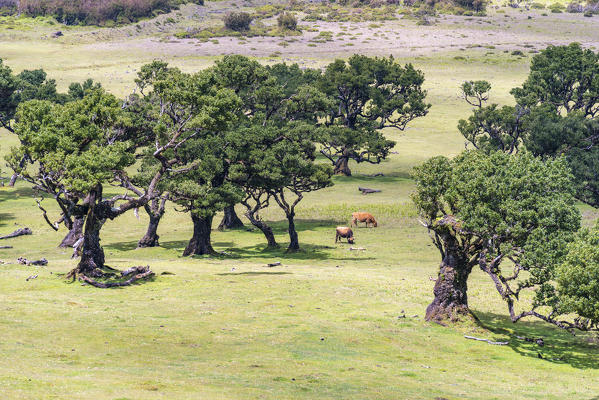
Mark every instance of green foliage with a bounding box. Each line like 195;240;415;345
318;54;430;175
10;89;134;194
67;79;102;100
557;227;599;328
0;60;64;132
223;11;252;32
453;0;486;12
458;44;599;208
14;0;199;26
212;55;333;250
277;12;298;31
413;150;581;325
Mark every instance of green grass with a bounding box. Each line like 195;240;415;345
1;2;599;398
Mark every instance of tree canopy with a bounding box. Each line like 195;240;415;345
318;54;430;176
413;150;582;328
218;55;333;251
458;43;599;207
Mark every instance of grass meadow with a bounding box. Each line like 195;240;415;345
1;2;599;398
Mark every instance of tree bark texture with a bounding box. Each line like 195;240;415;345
183;214;215;256
334;155;351;176
76;199;106;277
137;201;165;248
425;236;473;322
218;205;244;230
286;214;300;252
59;215;84;248
245;210;278;248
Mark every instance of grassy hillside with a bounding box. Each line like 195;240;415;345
1;1;599;399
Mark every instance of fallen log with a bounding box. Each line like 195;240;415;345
364;173;384;177
358;187;381;195
349;247;366;251
266;261;282;267
464;335;508;345
17;257;48;266
26;274;38;281
80;266;154;288
0;228;32;240
0;246;13;249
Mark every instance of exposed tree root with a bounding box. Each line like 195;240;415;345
78;266;154;288
464;335;509;346
0;227;32;240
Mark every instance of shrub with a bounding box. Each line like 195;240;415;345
14;0;198;25
454;0;486;12
566;1;583;12
223;11;252;31
0;0;17;9
277;12;297;30
531;2;544;8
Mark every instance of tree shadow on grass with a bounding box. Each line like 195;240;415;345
0;186;38;201
223;242;375;262
216;271;292;276
0;213;15;227
474;311;599;370
106;218;363;262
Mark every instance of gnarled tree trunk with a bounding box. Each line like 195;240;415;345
137;201;165;248
334;155;351;176
59;215;85;248
218;205;244;230
245;210;278;249
76;196;106;277
8;173;18;187
425;237;472;322
183;214;215;256
286;214;300;252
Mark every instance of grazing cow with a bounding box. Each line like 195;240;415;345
351;212;378;228
335;227;354;244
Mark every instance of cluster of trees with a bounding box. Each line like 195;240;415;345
0;0;201;25
414;43;599;332
1;54;428;281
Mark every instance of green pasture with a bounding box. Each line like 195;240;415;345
1;2;599;398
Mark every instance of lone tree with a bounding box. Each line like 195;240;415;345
270;123;333;251
413;150;581;326
9;90;148;278
458;43;599;207
318;55;430;176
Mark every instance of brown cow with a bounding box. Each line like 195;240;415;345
335;227;354;244
351;212;378;228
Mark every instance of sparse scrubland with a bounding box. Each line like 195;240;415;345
1;0;599;399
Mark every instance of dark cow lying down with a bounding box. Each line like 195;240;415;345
335;227;354;244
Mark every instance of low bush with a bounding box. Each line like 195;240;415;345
549;2;565;12
566;1;583;12
223;11;252;31
277;12;297;31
